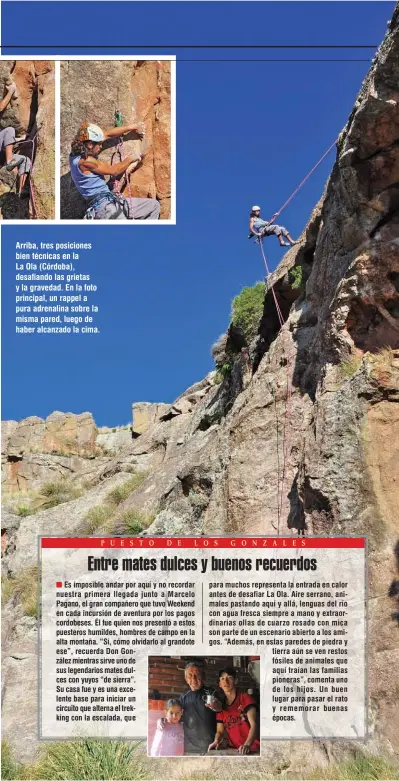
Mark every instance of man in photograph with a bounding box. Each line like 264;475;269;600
179;661;223;755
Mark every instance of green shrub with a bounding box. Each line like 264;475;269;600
1;740;23;780
289;264;303;289
27;740;147;780
231;282;265;343
16;504;34;517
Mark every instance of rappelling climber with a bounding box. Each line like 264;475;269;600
249;206;298;246
69;122;160;220
0;82;32;199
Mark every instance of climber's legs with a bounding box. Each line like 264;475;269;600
92;196;160;220
5;154;32;194
283;231;297;246
267;224;297;247
0;126;16;165
126;197;160;220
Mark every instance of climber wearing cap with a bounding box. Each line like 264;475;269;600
0;82;31;198
69;122;160;220
249;206;297;247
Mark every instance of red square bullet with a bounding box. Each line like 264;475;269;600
56;582;63;588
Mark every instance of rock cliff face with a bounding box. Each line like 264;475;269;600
0;60;55;219
60;60;171;219
2;10;399;773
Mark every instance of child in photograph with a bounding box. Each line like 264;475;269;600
150;698;184;757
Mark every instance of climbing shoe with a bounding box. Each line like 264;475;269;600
5;157;20;171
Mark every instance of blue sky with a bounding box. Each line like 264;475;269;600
1;2;394;426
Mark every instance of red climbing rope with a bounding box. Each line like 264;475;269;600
112;139;133;198
270;139;337;220
15;133;39;218
256;139;338;529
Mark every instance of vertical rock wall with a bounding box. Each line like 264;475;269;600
60;60;171;219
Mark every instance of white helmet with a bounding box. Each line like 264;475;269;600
252;205;261;211
86;124;105;143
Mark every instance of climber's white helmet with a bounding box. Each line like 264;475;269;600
86;124;105;143
252;205;261;212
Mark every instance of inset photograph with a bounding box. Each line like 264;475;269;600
60;59;173;222
0;60;55;219
148;656;261;757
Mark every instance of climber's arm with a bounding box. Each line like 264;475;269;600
0;84;16;113
80;153;140;177
103;123;144;140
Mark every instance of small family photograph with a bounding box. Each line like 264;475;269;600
60;58;173;222
148;656;261;757
0;60;55;219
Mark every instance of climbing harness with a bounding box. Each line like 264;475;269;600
84;191;129;220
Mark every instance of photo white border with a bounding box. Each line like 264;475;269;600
0;54;176;225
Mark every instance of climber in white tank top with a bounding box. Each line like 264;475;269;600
69;122;160;220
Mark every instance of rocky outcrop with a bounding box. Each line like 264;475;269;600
60;60;171;219
2;412;98;492
132;402;170;436
6;411;97;458
0;60;54;219
2;8;399;770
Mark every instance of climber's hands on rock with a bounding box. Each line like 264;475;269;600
126;154;142;174
128;122;145;137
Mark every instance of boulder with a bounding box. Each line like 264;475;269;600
43;410;97;455
7;416;45;457
1;420;18;454
132;401;170;436
96;428;132;453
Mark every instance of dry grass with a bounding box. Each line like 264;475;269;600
112;508;155;535
301;753;399;780
80;505;114;535
339;355;362;379
369;346;396;385
105;473;149;506
80;472;150;536
1;566;38;617
21;740;147;781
